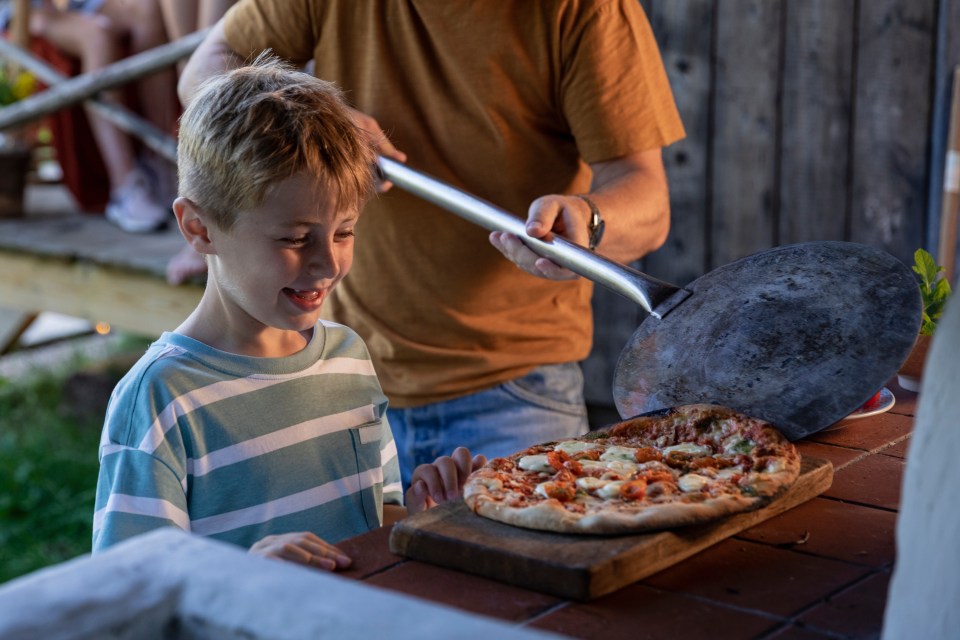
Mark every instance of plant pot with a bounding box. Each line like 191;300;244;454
0;147;32;218
897;333;932;392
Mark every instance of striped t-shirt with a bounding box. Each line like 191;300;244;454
92;321;402;552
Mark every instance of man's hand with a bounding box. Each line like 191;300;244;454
249;532;352;572
406;447;487;514
347;108;407;192
489;193;594;280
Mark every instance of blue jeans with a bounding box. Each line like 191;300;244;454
387;363;590;488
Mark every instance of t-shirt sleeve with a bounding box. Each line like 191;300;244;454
222;0;319;64
93;448;189;553
561;1;685;163
92;358;190;553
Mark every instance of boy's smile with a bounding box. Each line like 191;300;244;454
177;171;359;357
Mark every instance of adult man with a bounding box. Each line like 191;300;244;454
177;0;685;484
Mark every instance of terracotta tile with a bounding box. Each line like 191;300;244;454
794;441;863;471
822;454;904;511
641;539;869;617
797;570;891;638
530;583;779;640
737;497;896;567
762;623;836;639
877;435;911;459
364;560;561;622
337;526;405;580
805;413;913;452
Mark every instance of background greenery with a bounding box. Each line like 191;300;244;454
0;337;144;584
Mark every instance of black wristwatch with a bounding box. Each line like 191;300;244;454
576;195;605;251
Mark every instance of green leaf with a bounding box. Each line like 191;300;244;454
912;248;952;334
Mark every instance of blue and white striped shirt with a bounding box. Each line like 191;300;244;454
93;321;402;552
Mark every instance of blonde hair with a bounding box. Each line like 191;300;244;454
177;53;375;230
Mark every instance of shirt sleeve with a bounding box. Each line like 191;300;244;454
93;447;190;553
222;0;319;64
561;0;685;162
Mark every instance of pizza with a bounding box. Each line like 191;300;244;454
463;404;801;535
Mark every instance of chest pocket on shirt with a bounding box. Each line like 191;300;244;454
350;408;386;529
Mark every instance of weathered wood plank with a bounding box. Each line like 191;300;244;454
646;0;713;286
780;0;855;244
0;250;201;337
0;307;36;355
850;0;936;265
711;0;782;267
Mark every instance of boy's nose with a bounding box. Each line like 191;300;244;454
306;243;340;279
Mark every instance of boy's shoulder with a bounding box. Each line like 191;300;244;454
318;319;373;360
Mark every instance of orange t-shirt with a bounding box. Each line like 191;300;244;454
224;0;685;407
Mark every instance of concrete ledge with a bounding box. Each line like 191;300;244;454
0;528;561;640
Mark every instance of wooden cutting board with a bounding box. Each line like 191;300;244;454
389;455;833;601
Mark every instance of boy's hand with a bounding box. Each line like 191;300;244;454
249;532;352;572
406;447;487;515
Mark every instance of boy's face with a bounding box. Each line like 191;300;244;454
202;171;357;350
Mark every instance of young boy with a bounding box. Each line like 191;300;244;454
93;55;483;571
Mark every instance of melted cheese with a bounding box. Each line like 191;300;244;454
663;442;712;456
716;467;742;480
596;481;625;499
575;476;607;492
678;473;710;492
765;458;786;473
599;445;638;462
555;440;601;455
722;434;756;454
518;454;554;473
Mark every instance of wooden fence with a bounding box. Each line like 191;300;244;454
584;0;960;410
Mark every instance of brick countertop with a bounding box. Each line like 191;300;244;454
338;383;916;639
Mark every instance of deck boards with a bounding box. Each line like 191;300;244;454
0;184;202;338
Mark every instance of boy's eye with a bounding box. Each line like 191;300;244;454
280;236;309;246
335;229;356;241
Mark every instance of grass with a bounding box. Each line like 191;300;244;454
0;336;147;584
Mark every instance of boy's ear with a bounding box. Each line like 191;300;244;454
173;197;217;255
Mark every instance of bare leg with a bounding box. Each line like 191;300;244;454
29;8;136;190
99;0;178;138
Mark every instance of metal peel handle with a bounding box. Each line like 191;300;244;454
376;157;683;317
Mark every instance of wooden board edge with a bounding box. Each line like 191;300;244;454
585;456;834;599
391;456;834;601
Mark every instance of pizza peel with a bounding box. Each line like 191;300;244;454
377;157;922;440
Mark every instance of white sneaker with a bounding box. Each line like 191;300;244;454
104;167;170;233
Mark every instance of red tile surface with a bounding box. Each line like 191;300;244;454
805;413;913;452
337;525;405;580
878;435;911;459
822;454;905;511
641;539;869;617
793;441;863;471
736;497;896;567
530;584;779;640
762;624;836;638
364;560;561;622
797;570;891;638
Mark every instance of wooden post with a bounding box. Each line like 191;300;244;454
938;67;960;285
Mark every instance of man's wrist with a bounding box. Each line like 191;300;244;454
576;194;605;251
